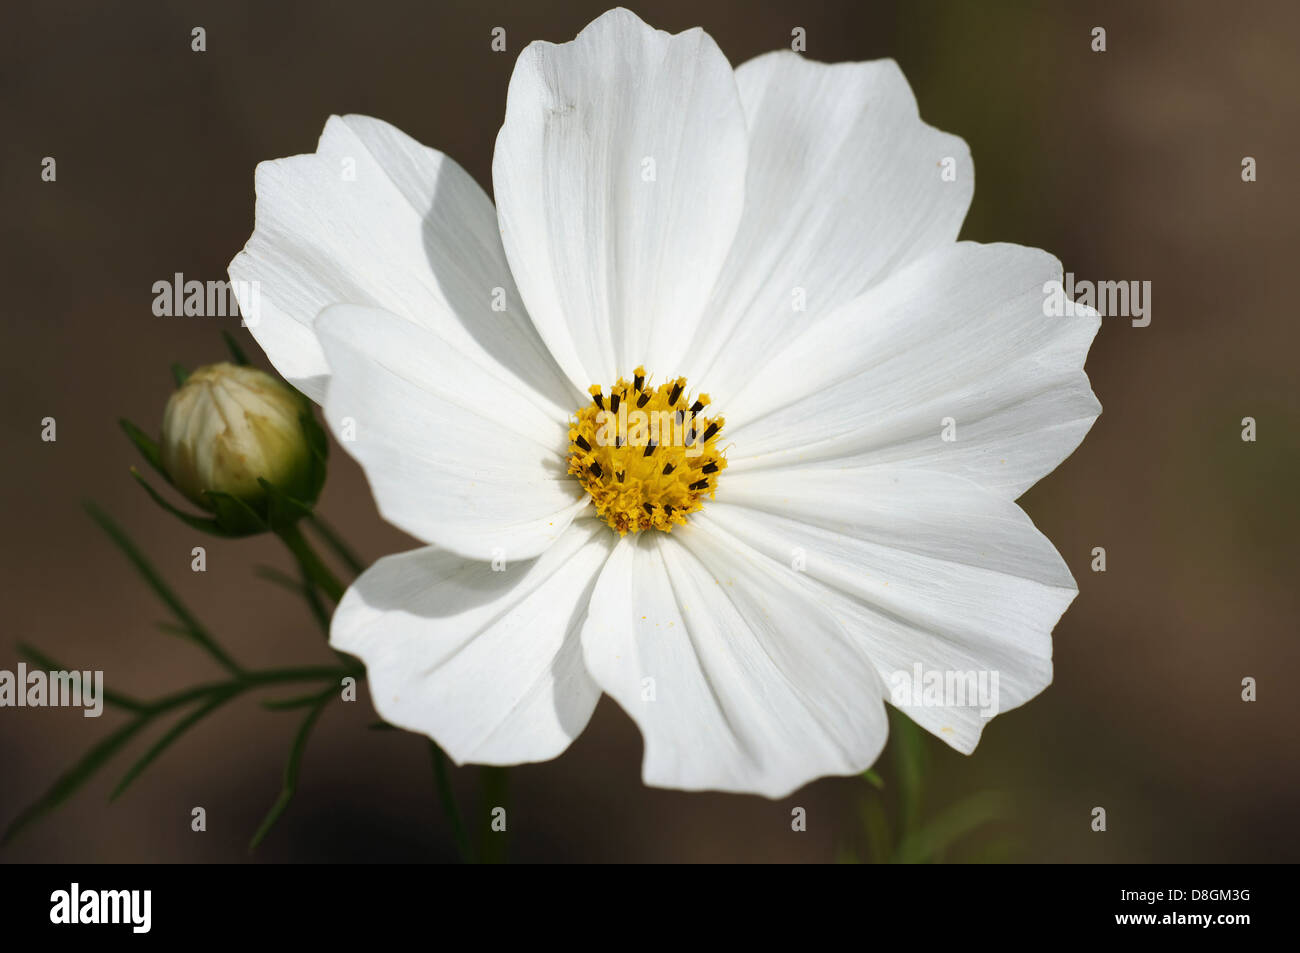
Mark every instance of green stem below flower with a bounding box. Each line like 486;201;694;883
429;741;474;863
479;766;510;865
275;521;345;603
306;513;366;576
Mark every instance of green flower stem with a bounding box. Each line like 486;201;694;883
275;521;345;603
479;766;510;864
139;665;353;716
2;662;352;845
110;688;241;800
306;513;366;576
16;642;148;713
274;520;365;669
86;502;244;678
430;741;474;863
254;564;333;638
296;563;332;635
890;708;927;846
16;645;345;718
249;686;335;851
893;791;1010;864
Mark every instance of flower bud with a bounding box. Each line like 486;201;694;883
161;363;319;516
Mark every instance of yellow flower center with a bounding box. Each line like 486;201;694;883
568;366;727;535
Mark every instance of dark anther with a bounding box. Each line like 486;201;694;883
663;505;673;515
690;400;705;414
610;392;620;413
643;441;656;457
633;373;644;391
589;462;603;478
701;422;720;442
636;392;650;408
616;471;625;483
702;462;718;474
668;382;683;405
575;435;591;452
689;479;709;491
662;463;675;475
615;435;624;448
643;503;654;514
592;392;605;410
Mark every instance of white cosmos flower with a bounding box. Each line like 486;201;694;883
229;8;1100;797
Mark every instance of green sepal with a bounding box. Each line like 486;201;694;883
131;472;320;538
129;468;241;537
201;478;317;536
257;477;315;530
202;490;271;537
120;418;168;480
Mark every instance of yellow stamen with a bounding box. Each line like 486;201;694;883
568;366;727;535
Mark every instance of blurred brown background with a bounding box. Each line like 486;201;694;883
2;0;1297;863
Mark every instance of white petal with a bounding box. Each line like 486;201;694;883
229;113;574;409
682;53;973;402
316;303;587;561
331;519;612;765
492;8;748;388
725;242;1102;498
581;527;888;798
708;466;1077;752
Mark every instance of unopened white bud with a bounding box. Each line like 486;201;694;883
161;363;315;510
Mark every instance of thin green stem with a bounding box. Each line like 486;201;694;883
12;501;370;847
253;564;303;592
479;766;510;864
297;566;331;634
140;665;351;717
85;502;244;677
262;690;336;711
7;501;369;848
890;708;927;849
16;643;148;712
1;661;354;845
1;716;152;845
275;521;344;603
111;688;241;800
255;564;349;667
249;687;335;850
893;791;1010;864
306;513;365;575
429;741;473;863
